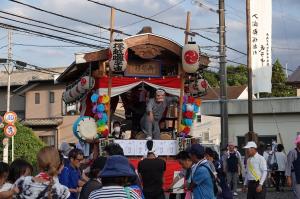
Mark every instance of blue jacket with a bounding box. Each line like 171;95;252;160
59;165;81;199
192;161;216;199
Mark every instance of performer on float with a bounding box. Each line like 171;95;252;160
140;89;178;140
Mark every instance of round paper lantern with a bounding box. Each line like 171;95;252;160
184;118;193;126
108;39;128;72
91;93;99;103
97;104;105;112
182;42;200;73
80;76;95;90
186;104;194;112
197;79;208;92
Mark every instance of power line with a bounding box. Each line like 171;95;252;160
13;43;88;48
8;0;131;36
272;46;300;51
118;0;186;29
0;10;110;41
0;15;108;44
0;44;8;50
0;22;102;49
191;0;219;14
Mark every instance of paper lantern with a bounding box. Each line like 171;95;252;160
195;98;202;107
197;79;208;92
186;104;194;112
184;111;194;119
92;105;97;114
184;118;193;126
91;93;99;103
108;39;128;72
187;96;195;104
97;104;105;112
182;42;200;73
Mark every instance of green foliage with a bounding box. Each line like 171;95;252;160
227;65;248;86
202;70;219;87
0;122;45;166
260;59;296;97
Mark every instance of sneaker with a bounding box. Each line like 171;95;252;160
233;192;238;196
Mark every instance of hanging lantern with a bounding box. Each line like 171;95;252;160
197;79;208;92
182;41;200;73
108;39;128;72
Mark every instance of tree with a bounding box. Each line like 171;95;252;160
261;59;296;97
227;65;248;86
0;122;45;166
202;70;219;87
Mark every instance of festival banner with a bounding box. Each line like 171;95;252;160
250;0;272;94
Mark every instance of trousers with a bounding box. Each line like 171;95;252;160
292;172;300;199
226;172;238;192
247;181;266;199
140;115;161;139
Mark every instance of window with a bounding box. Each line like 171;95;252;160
35;93;40;104
196;115;202;123
40;136;55;146
49;92;55;103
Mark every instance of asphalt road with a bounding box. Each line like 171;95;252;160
236;187;293;199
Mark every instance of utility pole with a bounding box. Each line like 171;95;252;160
246;0;254;133
3;29;13;163
219;0;228;148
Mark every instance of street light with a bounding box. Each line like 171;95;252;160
0;58;27;163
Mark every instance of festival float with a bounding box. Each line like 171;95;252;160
57;26;210;190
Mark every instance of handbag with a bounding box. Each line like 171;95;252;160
270;152;278;171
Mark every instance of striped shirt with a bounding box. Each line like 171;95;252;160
88;186;141;199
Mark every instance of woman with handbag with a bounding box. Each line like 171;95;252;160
270;144;287;192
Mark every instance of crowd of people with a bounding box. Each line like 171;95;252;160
1;136;300;199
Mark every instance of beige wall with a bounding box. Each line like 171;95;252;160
0;87;25;117
25;84;65;119
297;89;300;97
57;115;78;146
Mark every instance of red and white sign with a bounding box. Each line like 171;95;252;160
4;124;17;137
3;112;17;124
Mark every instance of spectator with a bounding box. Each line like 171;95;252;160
138;140;166;199
243;141;267;199
7;159;33;188
0;162;19;198
14;146;70;198
79;157;107;199
223;143;242;196
169;150;194;199
60;142;72;166
286;135;300;198
205;147;217;176
111;121;124;139
188;144;216;199
104;143;142;190
88;155;141;199
59;148;85;199
270;144;286;192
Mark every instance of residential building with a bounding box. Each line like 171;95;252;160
201;97;300;153
0;68;78;147
288;66;300;96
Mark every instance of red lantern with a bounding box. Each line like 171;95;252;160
197;79;208;92
182;42;200;73
108;39;128;72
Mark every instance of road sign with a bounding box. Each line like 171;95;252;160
4;124;17;138
3;112;17;124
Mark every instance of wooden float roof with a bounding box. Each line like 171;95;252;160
57;33;210;82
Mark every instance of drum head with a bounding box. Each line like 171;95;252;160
73;116;98;141
160;132;172;140
135;131;146;140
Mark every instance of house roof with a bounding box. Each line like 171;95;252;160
0;67;66;87
202;85;247;100
287;66;300;86
22;118;63;126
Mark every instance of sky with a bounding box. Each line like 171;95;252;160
0;0;299;74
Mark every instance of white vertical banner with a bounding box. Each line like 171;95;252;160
250;0;272;94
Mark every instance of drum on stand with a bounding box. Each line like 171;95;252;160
160;132;172;140
135;131;146;140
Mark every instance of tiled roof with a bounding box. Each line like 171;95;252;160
202;85;247;100
0;67;66;87
22;118;63;126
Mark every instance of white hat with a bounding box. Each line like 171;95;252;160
243;141;257;149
